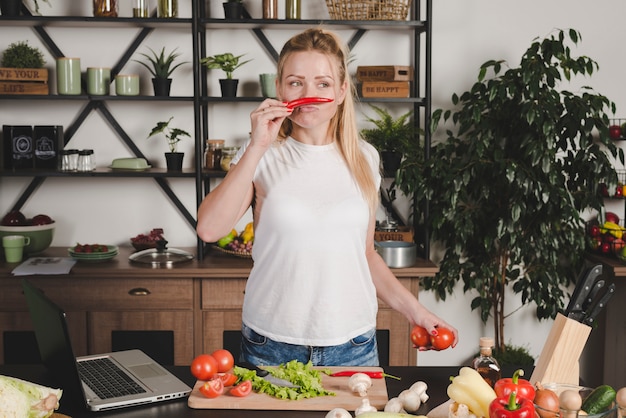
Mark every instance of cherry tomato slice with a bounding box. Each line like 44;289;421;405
431;327;454;350
218;372;237;387
199;378;224;399
230;380;252;397
410;325;430;348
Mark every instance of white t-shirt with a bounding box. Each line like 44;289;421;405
233;137;382;346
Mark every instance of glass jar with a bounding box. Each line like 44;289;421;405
93;0;118;17
204;139;224;170
133;0;149;17
285;0;300;19
220;147;238;171
77;149;95;172
61;149;79;171
157;0;178;18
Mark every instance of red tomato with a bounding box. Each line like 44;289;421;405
218;372;238;387
190;354;219;381
211;349;235;373
431;327;454;350
199;378;224;399
410;325;430;347
230;380;252;397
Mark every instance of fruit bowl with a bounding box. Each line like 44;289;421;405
0;222;55;255
535;383;617;418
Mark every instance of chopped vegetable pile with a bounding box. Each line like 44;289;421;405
0;375;62;417
233;360;335;400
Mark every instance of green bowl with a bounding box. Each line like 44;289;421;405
0;222;55;255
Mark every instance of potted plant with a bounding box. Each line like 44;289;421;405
200;52;251;98
148;116;191;171
223;0;243;19
134;47;188;97
0;40;48;94
415;29;624;353
0;0;48;16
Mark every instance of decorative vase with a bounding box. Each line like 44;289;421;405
219;79;239;98
381;150;402;178
165;152;184;171
152;78;172;97
158;0;177;18
0;0;21;16
222;2;243;19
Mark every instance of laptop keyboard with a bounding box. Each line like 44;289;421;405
77;357;147;399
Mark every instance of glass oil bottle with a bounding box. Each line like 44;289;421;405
472;337;501;387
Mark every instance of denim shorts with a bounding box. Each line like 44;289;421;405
239;322;379;367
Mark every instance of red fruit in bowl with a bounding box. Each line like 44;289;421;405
606;212;620;224
609;125;622;140
31;214;54;225
1;210;27;226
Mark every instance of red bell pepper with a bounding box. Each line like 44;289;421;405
494;369;535;402
489;391;536;418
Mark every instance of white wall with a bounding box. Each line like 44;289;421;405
2;0;624;368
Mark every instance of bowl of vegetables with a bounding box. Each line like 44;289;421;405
0;211;55;255
534;383;617;418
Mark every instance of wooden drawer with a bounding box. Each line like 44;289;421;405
201;279;247;309
0;278;192;311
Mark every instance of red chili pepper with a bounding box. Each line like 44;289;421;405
285;97;333;109
489;391;535;418
329;370;400;380
494;369;535;402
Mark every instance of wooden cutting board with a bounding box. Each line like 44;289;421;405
187;366;388;411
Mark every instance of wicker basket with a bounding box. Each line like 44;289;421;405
325;0;412;21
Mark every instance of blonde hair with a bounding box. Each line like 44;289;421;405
276;28;379;213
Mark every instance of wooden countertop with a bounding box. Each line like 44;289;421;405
1;246;439;278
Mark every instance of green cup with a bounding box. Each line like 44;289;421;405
259;73;277;98
115;74;140;96
2;235;31;263
56;57;82;95
87;67;111;95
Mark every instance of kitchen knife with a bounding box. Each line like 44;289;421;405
237;361;298;388
581;279;605;311
582;282;616;326
565;264;603;320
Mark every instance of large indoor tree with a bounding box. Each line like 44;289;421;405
416;29;624;351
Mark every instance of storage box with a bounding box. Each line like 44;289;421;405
33;126;63;170
2;125;34;170
0;67;49;95
356;66;413;82
374;226;414;243
359;81;411;98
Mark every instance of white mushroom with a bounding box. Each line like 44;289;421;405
325;407;352;418
355;398;377;416
399;388;422;412
410;381;430;403
384;396;407;413
348;372;373;397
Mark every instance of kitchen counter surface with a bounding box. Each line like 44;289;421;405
0;364;455;418
0;246;439;278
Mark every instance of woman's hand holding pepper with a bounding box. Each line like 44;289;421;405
250;99;292;149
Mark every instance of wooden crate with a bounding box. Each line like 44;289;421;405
359;81;410;98
356;66;413;82
374;227;414;243
0;67;49;95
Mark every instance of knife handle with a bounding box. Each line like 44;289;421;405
237;361;270;377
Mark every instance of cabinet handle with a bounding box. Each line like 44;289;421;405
128;287;151;296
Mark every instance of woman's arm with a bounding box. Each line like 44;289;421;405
365;214;459;349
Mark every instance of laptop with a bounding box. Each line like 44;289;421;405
21;279;192;412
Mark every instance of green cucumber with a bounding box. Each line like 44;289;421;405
581;384;616;415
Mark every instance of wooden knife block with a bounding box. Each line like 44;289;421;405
530;313;591;385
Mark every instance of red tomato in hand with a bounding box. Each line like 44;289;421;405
410;325;430;348
431;327;454;350
211;349;235;373
199;378;224;398
230;380;252;397
190;354;219;381
218;372;238;387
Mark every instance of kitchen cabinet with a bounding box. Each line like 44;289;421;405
0;247;438;366
0;1;432;259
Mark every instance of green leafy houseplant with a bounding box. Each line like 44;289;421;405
200;53;251;80
416;29;624;352
1;41;45;68
134;47;187;79
148;117;191;153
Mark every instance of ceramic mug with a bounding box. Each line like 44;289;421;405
115;74;140;96
87;67;111;95
56;57;82;95
2;235;31;263
259;73;277;98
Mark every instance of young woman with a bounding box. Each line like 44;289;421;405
197;28;457;366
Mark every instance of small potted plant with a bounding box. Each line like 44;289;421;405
200;52;251;97
1;41;48;94
134;47;188;97
148;116;191;171
223;0;243;19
